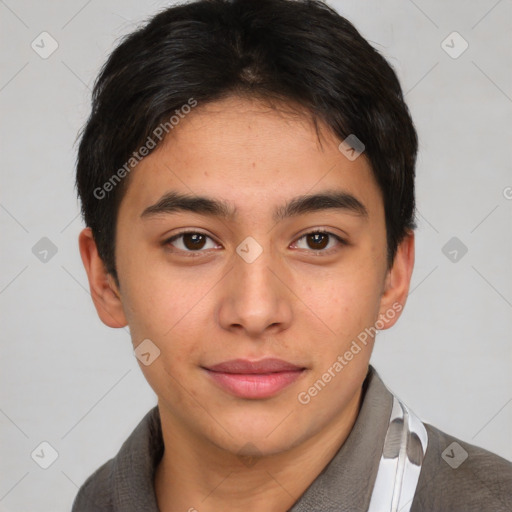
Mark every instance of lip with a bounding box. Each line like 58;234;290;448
203;358;306;399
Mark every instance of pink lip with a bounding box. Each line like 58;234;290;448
204;358;306;399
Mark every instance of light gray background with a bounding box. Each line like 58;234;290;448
1;0;511;510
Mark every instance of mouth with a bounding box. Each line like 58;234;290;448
202;358;307;399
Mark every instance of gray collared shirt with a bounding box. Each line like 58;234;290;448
72;366;512;511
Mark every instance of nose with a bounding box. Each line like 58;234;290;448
216;241;293;338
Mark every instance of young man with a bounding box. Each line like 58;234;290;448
72;0;512;510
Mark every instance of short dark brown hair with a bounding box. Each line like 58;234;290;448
76;0;418;283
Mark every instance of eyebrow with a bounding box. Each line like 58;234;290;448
140;189;368;222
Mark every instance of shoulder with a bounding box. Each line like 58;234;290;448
71;405;162;512
71;458;115;512
411;422;512;512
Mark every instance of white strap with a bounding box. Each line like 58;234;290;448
367;395;428;512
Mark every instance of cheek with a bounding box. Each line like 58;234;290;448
298;261;383;338
119;259;204;339
120;269;209;384
131;312;203;404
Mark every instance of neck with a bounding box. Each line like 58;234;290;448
154;386;363;512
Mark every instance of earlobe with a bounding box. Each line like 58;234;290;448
377;231;415;330
78;227;128;328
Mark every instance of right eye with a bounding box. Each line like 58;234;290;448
163;231;221;255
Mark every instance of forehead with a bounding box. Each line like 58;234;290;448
118;95;383;223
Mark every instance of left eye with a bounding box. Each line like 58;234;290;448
164;230;345;254
292;230;345;253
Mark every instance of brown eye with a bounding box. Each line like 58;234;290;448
165;232;218;253
293;230;345;254
306;232;329;250
182;233;207;250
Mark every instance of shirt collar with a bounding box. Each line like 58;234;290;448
290;365;394;511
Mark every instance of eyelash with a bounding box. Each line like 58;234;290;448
163;229;347;257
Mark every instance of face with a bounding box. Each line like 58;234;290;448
81;95;413;458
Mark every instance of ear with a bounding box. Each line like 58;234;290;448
377;230;415;330
78;227;128;328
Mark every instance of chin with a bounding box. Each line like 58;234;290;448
214;432;302;460
206;413;310;458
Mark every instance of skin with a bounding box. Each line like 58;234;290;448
79;95;414;512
